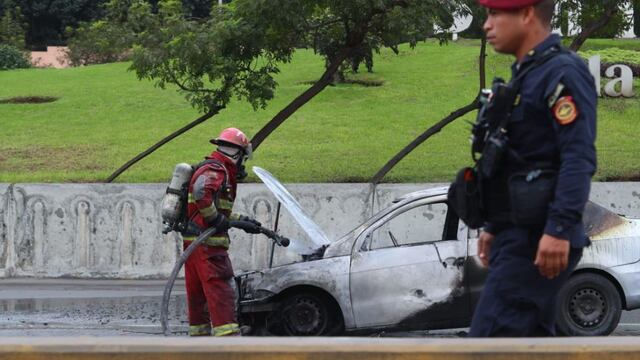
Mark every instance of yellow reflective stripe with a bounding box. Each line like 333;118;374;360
188;193;233;210
199;206;217;218
218;199;234;210
183;236;230;248
189;324;211;336
203;236;230;248
212;323;240;336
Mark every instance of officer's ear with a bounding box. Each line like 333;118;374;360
520;6;537;27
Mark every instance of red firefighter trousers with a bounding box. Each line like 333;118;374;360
184;242;238;336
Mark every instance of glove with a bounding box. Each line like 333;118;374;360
211;214;230;233
238;215;262;234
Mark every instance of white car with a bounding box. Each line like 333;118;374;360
237;168;640;336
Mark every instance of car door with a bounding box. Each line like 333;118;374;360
349;197;470;330
466;228;489;315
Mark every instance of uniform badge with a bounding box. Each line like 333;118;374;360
553;96;578;125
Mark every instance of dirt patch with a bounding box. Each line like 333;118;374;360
344;79;385;87
0;96;59;104
602;172;640;181
0;145;105;173
299;79;385;87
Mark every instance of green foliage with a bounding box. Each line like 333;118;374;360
460;0;485;39
1;0;107;48
292;0;468;77
128;0;287;113
0;43;29;69
0;5;25;48
66;20;132;65
82;0;469;116
65;0;159;66
558;1;570;36
558;0;631;38
1;40;639;183
579;48;640;65
569;37;640;51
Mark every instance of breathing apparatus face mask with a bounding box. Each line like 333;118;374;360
236;157;248;181
218;145;252;181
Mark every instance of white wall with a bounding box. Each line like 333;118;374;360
1;183;639;279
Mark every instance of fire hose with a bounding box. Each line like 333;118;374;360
160;220;290;336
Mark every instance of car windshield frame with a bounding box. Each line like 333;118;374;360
353;193;453;253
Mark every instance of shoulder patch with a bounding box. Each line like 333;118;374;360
553;96;578;125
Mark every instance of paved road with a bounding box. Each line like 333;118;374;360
0;279;638;337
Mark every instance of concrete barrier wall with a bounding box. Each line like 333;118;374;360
0;182;639;279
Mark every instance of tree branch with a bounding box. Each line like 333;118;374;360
105;108;222;183
250;46;354;151
370;99;479;184
479;36;487;90
250;3;405;152
370;37;488;184
570;3;619;52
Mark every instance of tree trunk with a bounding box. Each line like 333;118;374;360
560;2;569;37
479;36;487;90
570;4;619;52
370;100;479;184
250;47;354;151
370;37;488;184
634;0;640;38
105;109;221;183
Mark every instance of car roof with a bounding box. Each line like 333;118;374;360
392;186;449;203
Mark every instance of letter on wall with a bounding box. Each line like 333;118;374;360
604;64;635;98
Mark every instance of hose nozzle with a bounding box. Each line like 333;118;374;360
230;220;290;247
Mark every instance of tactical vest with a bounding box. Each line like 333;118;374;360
481;47;566;224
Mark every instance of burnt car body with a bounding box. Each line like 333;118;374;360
238;169;640;336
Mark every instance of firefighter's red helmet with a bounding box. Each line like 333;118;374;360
210;128;253;158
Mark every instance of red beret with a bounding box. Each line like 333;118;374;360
478;0;543;10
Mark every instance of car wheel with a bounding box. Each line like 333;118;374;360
557;273;622;336
280;292;341;336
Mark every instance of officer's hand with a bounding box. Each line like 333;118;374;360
238;215;262;228
477;231;495;268
534;234;570;279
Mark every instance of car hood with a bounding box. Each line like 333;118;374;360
253;167;332;255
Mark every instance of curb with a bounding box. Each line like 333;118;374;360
1;337;640;360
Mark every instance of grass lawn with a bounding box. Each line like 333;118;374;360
0;38;639;183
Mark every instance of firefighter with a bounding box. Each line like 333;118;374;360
182;127;261;337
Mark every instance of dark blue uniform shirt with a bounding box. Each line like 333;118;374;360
488;34;597;248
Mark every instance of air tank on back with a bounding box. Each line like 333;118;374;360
161;163;193;234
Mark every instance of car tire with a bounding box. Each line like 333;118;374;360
279;292;343;336
557;273;622;336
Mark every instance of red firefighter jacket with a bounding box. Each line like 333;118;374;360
183;151;238;248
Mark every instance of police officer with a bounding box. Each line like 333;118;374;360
469;0;597;336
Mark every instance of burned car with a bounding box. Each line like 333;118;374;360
237;168;640;336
